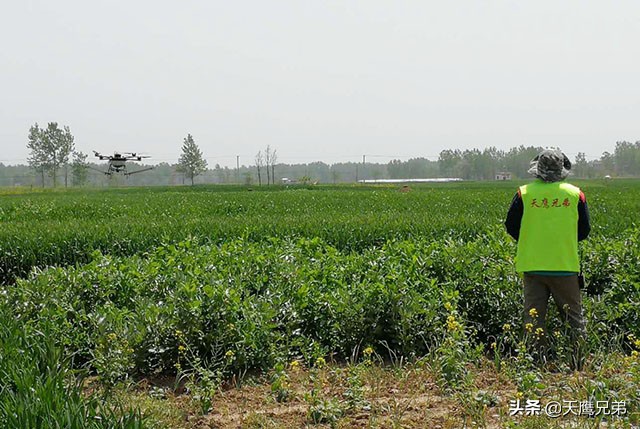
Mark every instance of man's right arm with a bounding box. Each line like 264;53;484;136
504;191;523;241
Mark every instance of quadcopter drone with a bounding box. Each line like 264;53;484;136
92;151;154;176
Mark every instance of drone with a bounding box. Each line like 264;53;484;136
92;151;154;176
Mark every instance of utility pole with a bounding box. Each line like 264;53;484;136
362;155;366;182
236;155;240;183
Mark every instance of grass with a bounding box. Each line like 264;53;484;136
0;308;146;428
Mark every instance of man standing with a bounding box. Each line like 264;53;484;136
504;149;591;367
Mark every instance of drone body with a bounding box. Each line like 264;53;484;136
92;151;154;176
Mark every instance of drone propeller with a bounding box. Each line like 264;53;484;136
118;151;150;159
93;150;108;160
93;150;151;164
129;153;150;161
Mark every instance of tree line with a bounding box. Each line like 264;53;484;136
432;142;640;180
17;121;640;187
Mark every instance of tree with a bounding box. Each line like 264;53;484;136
57;125;74;187
330;166;340;184
177;134;207;185
613;141;640;176
71;151;89;186
573;152;589;178
503;146;544;179
600;151;615;176
243;171;253;185
44;122;74;187
213;163;224;184
438;149;461;177
264;145;272;185
261;145;279;185
255;150;264;186
27;123;47;187
387;159;403;179
27;122;75;187
270;148;278;184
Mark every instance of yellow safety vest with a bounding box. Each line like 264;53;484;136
515;180;581;273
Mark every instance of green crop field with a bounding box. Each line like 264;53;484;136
1;181;639;428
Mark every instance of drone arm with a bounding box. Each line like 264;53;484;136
124;166;155;176
87;166;110;175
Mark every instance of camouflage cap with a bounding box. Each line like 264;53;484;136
527;149;571;182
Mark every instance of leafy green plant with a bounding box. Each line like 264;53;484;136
1;182;639;425
0;310;146;428
270;362;292;403
432;300;482;392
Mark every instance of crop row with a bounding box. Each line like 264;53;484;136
0;182;634;284
3;230;638;380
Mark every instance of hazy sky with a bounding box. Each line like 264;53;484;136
2;1;639;167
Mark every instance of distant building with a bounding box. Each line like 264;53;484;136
495;172;512;180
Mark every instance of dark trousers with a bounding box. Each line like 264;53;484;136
523;273;586;337
523;273;586;369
